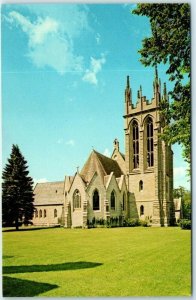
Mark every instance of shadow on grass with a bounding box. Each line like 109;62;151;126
3;225;60;232
3;276;58;297
3;255;14;259
3;261;103;274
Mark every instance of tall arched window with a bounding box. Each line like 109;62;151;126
122;192;126;211
44;209;47;218
39;209;42;218
139;180;143;192
111;191;116;210
146;117;154;167
132;120;139;168
140;205;144;216
93;190;100;210
73;190;81;210
35;209;38;218
54;209;57;218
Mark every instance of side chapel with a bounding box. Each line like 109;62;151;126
33;68;175;227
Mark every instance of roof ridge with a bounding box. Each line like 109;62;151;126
93;150;114;162
35;181;64;184
93;151;108;177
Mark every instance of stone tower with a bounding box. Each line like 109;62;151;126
124;67;174;226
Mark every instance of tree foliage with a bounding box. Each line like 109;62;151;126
173;186;191;220
133;4;191;165
2;145;35;230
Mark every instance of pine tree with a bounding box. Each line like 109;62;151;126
2;145;34;230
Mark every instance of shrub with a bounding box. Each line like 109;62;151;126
123;219;128;227
179;219;191;230
127;218;140;227
140;220;149;227
58;217;64;226
87;218;107;228
119;215;123;227
111;217;119;227
99;218;105;226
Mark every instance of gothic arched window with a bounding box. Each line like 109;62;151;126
132;120;139;168
73;190;81;210
39;209;42;218
122;192;126;211
139;180;143;191
111;191;116;210
35;209;38;218
93;190;100;210
44;209;47;218
140;205;144;216
146;117;154;167
54;209;57;218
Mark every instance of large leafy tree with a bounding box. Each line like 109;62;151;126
2;145;34;230
173;186;191;220
133;4;191;165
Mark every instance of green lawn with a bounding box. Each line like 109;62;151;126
2;227;191;297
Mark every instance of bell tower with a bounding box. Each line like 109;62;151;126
124;68;174;226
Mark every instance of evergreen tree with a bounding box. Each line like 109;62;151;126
2;145;34;230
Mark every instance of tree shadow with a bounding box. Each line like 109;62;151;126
3;261;103;274
3;225;60;232
3;255;14;259
3;276;58;297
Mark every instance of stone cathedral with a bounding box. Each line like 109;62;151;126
33;69;175;227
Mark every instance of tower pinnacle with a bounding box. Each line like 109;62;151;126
155;64;158;82
125;75;131;105
153;64;160;101
113;138;119;151
163;82;167;99
127;75;130;89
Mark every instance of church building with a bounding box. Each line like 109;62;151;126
33;69;175;227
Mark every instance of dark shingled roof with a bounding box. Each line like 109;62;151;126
34;181;64;205
80;150;123;183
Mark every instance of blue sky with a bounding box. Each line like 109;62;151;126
2;3;190;190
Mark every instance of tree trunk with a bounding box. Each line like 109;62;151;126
15;218;19;231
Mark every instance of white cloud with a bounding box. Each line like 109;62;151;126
66;139;75;146
95;33;101;45
83;54;106;85
173;166;190;189
57;138;75;146
7;8;88;74
9;11;59;45
174;167;186;177
57;138;63;144
33;178;48;187
103;148;111;157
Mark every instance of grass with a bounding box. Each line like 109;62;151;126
2;227;191;296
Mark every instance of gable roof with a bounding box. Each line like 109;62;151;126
119;152;125;160
80;150;123;184
34;181;64;205
68;172;87;193
64;176;74;193
111;148;125;161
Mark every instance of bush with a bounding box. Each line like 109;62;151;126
58;217;64;226
126;218;140;227
123;218;150;227
179;219;191;230
87;217;150;229
140;220;150;227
